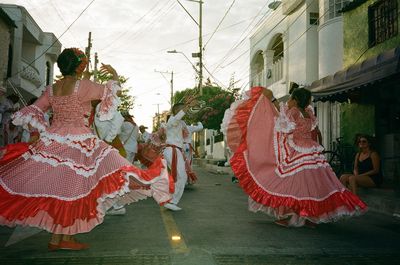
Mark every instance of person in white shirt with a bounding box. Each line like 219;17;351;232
184;121;203;165
0;94;20;146
94;104;124;143
94;105;127;216
119;112;139;163
163;102;196;211
139;125;151;143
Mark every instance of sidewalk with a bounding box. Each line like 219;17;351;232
194;158;400;218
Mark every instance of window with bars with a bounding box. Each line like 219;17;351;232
328;0;351;20
310;12;320;25
368;0;398;47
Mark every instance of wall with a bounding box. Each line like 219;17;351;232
343;0;400;68
318;16;344;78
0;19;10;82
340;103;375;146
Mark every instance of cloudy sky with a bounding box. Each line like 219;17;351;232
3;0;272;129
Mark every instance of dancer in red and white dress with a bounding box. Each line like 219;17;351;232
222;86;367;227
0;48;171;250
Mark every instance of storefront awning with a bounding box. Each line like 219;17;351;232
309;47;400;102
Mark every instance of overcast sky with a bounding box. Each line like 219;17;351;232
3;0;272;130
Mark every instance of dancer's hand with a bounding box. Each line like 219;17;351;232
100;64;119;81
262;88;273;99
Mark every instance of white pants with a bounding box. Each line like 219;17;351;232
125;151;136;163
163;146;188;205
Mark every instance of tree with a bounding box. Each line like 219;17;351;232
173;85;239;131
94;72;134;113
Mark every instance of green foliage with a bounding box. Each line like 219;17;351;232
93;72;134;113
173;85;239;131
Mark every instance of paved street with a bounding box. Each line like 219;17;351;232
0;165;399;265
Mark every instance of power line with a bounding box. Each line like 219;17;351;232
100;0;175;53
210;0;273;73
204;0;236;49
98;0;163;52
151;13;268;54
217;0;318;73
9;0;97;81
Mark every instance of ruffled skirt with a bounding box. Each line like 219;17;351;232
222;87;367;226
0;133;171;234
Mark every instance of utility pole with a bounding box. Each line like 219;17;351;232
85;32;92;72
154;70;174;110
93;52;98;82
198;0;203;96
171;71;174;108
178;0;203;95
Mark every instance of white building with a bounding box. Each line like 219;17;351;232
249;0;350;147
0;4;61;102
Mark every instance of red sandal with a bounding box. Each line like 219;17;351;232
58;240;89;250
48;242;60;251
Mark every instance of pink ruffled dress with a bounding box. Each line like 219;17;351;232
0;80;171;235
223;87;367;227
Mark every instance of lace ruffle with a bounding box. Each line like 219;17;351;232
40;132;100;157
12;105;49;132
23;146;114;178
97;81;122;121
274;103;296;133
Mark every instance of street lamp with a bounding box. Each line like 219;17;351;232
167;49;199;75
176;0;203;95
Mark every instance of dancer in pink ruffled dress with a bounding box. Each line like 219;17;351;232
0;48;171;250
222;86;367;227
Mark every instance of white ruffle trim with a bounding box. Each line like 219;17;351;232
97;81;122;121
275;161;331;178
0;159;167;202
0;167;130;202
248;197;366;227
12;105;48;132
23;146;114;178
287;134;324;153
274;103;295;133
220;90;250;135
40;131;101;157
272;131;329;178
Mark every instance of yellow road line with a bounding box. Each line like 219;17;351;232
159;207;189;253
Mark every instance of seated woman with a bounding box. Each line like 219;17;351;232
340;134;382;194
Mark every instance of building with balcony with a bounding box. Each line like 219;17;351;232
0;4;61;102
250;0;352;148
310;0;400;185
250;0;319;99
0;7;16;88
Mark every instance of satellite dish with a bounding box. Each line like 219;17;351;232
268;1;281;10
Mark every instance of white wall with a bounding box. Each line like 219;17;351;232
2;4;61;99
318;16;344;78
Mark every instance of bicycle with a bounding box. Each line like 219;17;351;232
322;137;355;177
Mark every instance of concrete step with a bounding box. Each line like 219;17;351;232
357;188;400;217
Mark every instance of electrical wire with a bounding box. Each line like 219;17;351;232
204;0;236;49
9;0;97;80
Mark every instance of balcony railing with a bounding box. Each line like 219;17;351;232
266;58;283;86
20;59;42;88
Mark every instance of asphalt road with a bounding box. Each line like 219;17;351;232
0;165;399;265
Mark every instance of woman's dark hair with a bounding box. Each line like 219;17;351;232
57;49;80;76
289;82;299;94
290;87;311;109
356;134;376;151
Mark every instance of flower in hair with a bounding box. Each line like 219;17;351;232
71;48;88;75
